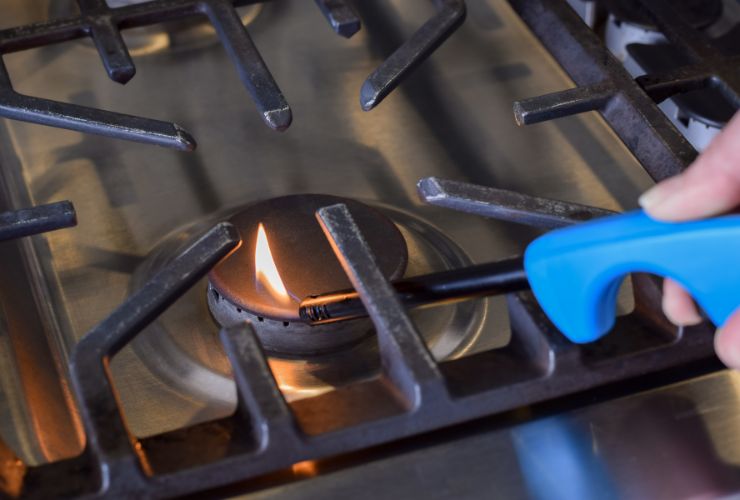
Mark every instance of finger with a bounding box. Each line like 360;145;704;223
714;308;740;370
662;278;702;326
639;110;740;221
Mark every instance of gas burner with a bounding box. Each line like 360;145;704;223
599;0;738;151
207;194;408;355
603;0;722;62
124;198;484;435
626;26;740;151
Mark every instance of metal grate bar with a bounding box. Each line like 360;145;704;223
314;0;361;38
0;80;197;151
13;187;717;496
220;324;299;449
69;222;239;493
0;201;76;242
508;0;699;181
202;0;291;131
634;65;715;103
360;0;466;111
514;83;614;126
417;177;616;229
0;0;467;145
0;0;289;146
76;0;137;84
316;203;447;407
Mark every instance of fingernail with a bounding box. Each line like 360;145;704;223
679;310;702;326
661;287;702;326
638;184;671;211
715;327;740;370
663;303;702;326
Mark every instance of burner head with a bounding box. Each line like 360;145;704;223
207;194;408;355
603;0;722;62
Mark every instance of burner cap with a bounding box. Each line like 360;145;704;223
207;194;408;354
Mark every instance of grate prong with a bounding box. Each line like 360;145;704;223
0;0;291;144
0;201;77;242
314;0;361;38
360;0;466;111
77;0;137;84
201;0;292;131
417;177;615;229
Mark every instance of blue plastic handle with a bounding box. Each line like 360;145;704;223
523;210;740;343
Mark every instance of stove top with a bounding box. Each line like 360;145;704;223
0;0;738;498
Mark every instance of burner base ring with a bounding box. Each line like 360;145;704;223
207;283;373;356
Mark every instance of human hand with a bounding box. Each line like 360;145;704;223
639;111;740;369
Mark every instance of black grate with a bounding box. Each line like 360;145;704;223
360;0;466;111
0;201;76;241
510;0;740;181
0;0;734;497
0;176;716;497
0;0;465;150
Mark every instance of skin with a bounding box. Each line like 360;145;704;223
639;111;740;369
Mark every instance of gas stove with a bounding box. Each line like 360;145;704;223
0;0;739;498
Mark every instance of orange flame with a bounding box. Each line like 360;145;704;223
255;223;289;301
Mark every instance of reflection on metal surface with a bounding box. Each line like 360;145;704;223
607;394;740;497
512;374;740;499
0;207;85;466
291;459;319;479
512;417;617;500
0;442;25;498
248;371;740;499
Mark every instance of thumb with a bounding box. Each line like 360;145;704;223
639;111;740;221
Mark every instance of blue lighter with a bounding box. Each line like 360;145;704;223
524;210;740;343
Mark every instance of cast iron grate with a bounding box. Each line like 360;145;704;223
0;201;76;241
510;0;739;181
0;0;465;150
0;176;716;497
0;0;731;496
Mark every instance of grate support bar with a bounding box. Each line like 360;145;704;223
314;0;361;38
508;0;703;181
417;177;616;229
70;222;240;493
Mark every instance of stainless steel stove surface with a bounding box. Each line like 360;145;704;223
0;0;738;498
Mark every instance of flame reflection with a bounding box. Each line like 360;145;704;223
291;460;319;478
255;223;289;301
